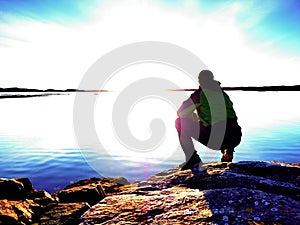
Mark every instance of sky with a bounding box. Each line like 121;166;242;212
0;0;300;89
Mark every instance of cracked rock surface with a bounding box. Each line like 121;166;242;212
80;161;300;225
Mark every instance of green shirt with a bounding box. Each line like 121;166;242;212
177;87;237;127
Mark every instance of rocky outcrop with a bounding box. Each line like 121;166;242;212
0;199;40;225
34;202;90;225
81;161;300;224
1;161;299;224
0;177;128;224
53;182;105;206
0;178;51;224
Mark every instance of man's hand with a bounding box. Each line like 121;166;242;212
178;112;199;121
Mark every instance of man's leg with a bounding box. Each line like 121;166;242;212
175;117;212;170
220;120;242;162
175;117;201;162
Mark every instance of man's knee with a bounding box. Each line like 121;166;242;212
175;117;181;133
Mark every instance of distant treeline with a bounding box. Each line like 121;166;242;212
0;88;110;92
222;85;300;91
170;85;300;92
1;85;300;92
0;94;60;99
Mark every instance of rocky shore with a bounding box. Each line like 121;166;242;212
1;161;300;224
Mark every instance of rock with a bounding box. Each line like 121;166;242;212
28;190;56;205
186;161;300;201
203;187;300;224
228;161;300;186
66;177;129;196
80;161;300;224
80;186;300;224
0;199;41;225
0;176;129;224
80;187;212;224
54;182;105;206
33;202;90;225
0;199;19;224
0;178;56;224
53;177;129;205
1;161;300;224
0;178;27;200
13;178;34;192
107;176;131;185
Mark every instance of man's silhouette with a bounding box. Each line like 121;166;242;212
175;70;242;170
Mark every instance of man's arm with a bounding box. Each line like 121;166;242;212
177;90;200;120
177;98;196;117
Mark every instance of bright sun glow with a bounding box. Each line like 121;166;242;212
0;0;299;89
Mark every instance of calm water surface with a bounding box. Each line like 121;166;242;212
0;92;299;193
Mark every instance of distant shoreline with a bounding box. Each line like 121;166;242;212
0;93;63;99
169;85;300;92
0;87;111;93
1;85;300;93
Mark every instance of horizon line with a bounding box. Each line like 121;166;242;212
169;85;300;92
1;85;300;92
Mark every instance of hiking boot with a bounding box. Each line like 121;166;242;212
181;151;201;170
221;151;233;162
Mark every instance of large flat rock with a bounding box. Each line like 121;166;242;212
80;161;300;224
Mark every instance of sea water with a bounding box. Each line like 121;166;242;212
0;92;299;193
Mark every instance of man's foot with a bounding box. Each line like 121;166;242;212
181;152;201;170
198;161;207;172
221;151;233;162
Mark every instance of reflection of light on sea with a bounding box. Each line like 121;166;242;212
228;91;300;129
94;96;179;161
94;63;198;162
0;93;77;151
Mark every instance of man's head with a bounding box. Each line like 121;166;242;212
198;70;214;84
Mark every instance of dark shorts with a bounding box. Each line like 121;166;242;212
175;117;242;151
203;119;242;151
218;119;242;151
